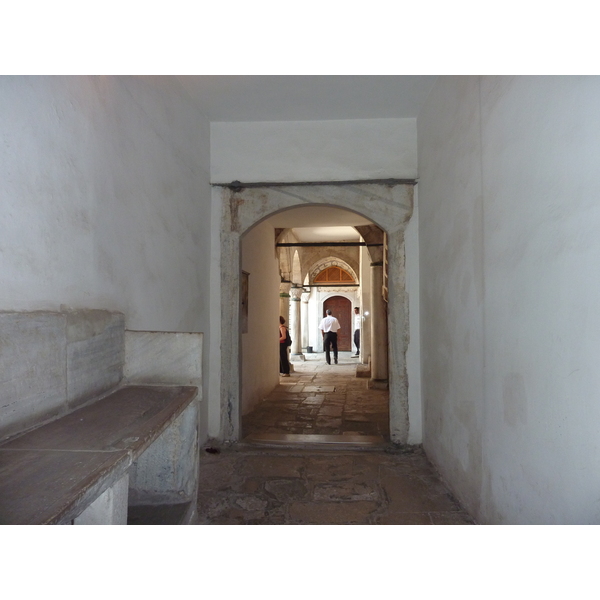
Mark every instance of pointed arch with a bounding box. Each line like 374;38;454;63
309;257;359;285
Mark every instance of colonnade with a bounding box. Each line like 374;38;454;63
278;277;389;389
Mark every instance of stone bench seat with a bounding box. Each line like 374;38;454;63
0;384;198;525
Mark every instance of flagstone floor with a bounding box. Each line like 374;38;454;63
196;445;475;525
242;352;389;440
196;353;475;525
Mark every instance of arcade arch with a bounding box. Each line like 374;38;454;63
304;257;359;354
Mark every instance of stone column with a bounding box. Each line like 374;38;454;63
370;262;388;389
289;286;304;361
279;282;291;325
301;290;310;351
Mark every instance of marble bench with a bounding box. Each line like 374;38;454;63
0;310;203;525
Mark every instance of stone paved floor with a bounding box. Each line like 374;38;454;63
196;445;475;524
200;351;476;525
242;352;389;438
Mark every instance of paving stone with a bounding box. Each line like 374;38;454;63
381;468;461;513
315;417;343;429
261;506;288;524
305;455;356;481
288;501;379;524
296;414;317;422
301;396;325;405
198;458;240;491
242;456;304;478
429;511;475;525
241;478;262;493
197;493;235;520
235;496;268;513
313;482;379;502
324;394;348;402
265;479;309;502
276;421;301;428
319;406;344;417
376;512;433;525
343;414;371;422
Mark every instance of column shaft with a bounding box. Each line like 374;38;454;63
289;287;303;359
301;291;310;350
279;283;291;326
370;263;388;388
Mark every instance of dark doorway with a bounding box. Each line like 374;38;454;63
323;296;352;351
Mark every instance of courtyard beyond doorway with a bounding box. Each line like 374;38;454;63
242;352;389;445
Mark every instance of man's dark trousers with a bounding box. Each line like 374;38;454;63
354;329;360;354
324;331;338;364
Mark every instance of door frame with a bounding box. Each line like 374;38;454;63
211;181;415;444
322;294;353;352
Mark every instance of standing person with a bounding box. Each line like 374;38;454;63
352;306;361;358
318;309;341;365
279;316;291;377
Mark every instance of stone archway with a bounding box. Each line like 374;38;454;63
213;181;414;444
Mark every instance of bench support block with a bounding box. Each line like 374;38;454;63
74;474;129;525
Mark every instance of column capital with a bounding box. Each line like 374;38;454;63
290;286;303;300
301;291;311;303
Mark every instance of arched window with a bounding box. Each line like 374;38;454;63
313;266;356;284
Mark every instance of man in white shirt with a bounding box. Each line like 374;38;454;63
319;309;341;365
352;306;361;358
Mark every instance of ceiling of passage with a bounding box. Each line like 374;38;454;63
267;205;371;243
290;226;360;243
175;75;437;122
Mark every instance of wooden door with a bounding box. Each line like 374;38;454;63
323;296;352;351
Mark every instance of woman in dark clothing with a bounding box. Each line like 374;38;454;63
279;316;291;377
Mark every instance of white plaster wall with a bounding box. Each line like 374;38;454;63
208;187;224;437
0;76;212;441
241;219;280;415
210;119;417;183
405;187;422;444
418;75;600;524
418;76;485;519
0;76;211;332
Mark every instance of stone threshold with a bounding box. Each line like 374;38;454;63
240;432;387;449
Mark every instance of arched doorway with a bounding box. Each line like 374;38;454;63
212;181;415;444
323;296;352;351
